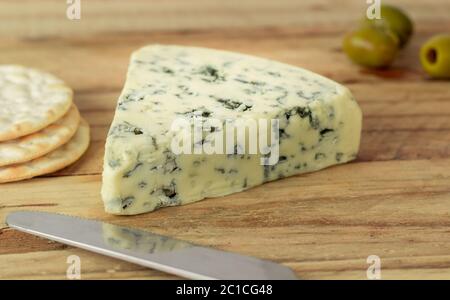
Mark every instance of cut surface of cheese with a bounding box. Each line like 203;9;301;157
102;45;362;215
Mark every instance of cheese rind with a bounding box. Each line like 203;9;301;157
102;45;362;215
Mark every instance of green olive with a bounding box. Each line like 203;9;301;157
362;4;413;48
420;34;450;79
343;26;399;68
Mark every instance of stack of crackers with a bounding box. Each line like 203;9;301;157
0;65;90;183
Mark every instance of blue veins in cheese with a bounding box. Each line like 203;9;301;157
101;44;362;215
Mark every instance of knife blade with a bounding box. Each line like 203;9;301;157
6;211;298;280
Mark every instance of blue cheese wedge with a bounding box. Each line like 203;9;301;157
102;45;362;215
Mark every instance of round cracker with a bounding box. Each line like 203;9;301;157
0;119;90;183
0;104;80;166
0;65;73;142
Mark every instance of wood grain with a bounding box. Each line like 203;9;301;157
0;0;449;279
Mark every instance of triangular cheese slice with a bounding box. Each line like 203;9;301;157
102;45;362;215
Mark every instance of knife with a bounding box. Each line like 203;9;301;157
6;211;298;280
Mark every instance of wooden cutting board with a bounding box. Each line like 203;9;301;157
0;0;449;279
